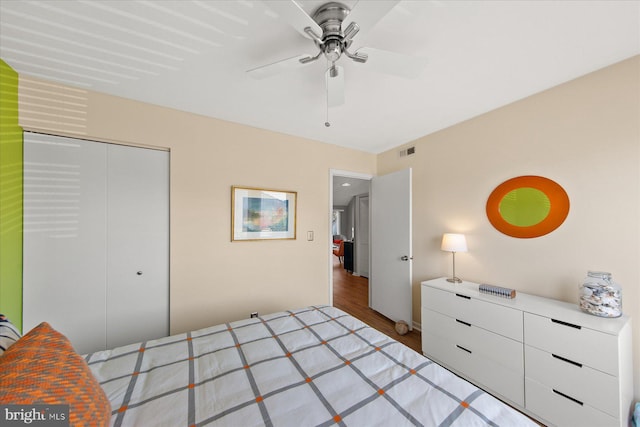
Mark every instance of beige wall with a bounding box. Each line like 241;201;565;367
17;76;377;334
378;56;640;401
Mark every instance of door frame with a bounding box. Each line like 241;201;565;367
328;169;373;307
354;193;370;278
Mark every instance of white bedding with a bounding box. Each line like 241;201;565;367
86;306;537;426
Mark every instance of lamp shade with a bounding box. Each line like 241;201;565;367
441;233;468;253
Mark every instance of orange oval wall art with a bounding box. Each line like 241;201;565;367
486;176;570;238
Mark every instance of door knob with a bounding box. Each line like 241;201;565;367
401;255;413;261
137;271;143;275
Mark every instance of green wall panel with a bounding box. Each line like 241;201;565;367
0;59;23;332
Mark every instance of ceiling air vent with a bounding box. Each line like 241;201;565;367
399;146;416;157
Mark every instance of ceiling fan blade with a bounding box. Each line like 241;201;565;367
326;65;345;107
263;0;322;40
355;47;427;79
342;1;400;36
247;54;314;79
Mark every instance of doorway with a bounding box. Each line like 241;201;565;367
329;168;414;328
329;170;372;311
329;169;420;352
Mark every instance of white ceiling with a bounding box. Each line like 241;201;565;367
1;1;638;154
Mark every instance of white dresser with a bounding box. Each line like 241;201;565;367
421;278;633;427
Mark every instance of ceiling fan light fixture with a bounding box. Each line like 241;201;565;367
323;39;342;62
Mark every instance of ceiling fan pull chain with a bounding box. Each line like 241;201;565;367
325;59;331;127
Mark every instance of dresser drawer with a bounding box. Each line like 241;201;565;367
524;312;618;375
422;308;523;373
423;328;524;406
525;345;619;417
422;286;523;341
525;377;617;427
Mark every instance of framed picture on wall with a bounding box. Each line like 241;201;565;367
231;186;297;241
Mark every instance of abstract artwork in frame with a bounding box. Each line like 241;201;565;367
231;186;297;241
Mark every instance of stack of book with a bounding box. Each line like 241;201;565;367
479;284;516;299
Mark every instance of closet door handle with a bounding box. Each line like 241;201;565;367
137;271;143;276
456;319;471;327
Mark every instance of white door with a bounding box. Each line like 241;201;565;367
370;168;412;329
23;133;108;353
106;144;169;349
355;194;370;277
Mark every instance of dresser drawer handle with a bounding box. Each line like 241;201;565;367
455;293;471;300
551;318;582;330
455;319;471;327
552;353;583;368
553;389;583;406
456;344;472;354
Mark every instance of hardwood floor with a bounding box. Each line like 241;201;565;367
332;256;422;353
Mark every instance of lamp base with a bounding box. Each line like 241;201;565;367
446;277;462;283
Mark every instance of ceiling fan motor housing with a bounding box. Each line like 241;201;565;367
312;2;352;62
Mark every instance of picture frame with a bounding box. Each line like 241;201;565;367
231;186;297;241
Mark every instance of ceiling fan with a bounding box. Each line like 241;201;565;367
247;1;426;113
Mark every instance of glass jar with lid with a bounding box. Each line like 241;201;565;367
579;271;622;318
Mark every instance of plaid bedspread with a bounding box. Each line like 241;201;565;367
86;306;536;426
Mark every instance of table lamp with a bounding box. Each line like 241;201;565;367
441;233;467;283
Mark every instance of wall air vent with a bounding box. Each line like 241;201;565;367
399;146;416;157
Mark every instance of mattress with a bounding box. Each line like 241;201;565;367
86;306;536;426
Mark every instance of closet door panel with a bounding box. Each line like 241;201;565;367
106;144;169;349
23;133;107;354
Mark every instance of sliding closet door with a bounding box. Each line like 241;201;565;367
23;133;108;354
23;132;169;354
106;144;169;349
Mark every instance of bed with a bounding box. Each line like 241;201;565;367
0;306;536;426
81;305;536;426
